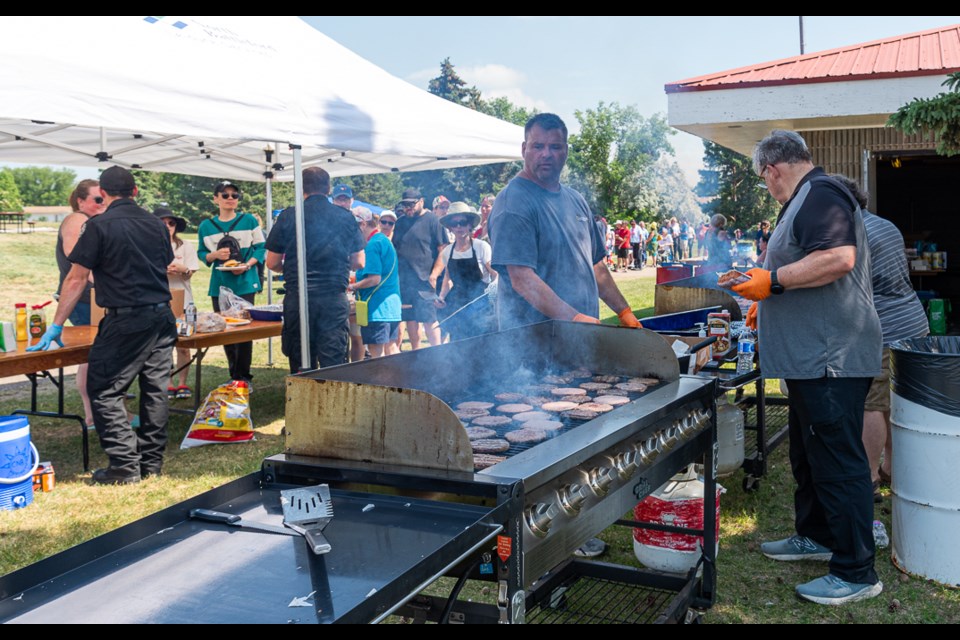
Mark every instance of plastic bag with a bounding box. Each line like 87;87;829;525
218;286;253;319
180;381;254;448
195;312;226;334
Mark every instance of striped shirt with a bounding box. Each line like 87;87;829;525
862;210;928;344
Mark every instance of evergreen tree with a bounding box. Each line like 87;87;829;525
699;141;778;230
888;72;960;155
428;57;483;110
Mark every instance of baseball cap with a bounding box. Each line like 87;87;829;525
332;184;353;199
380;210;397;222
432;195;450;209
352;206;374;223
214;180;241;196
99;166;136;192
400;187;422;203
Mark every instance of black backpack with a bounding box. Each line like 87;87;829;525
211;214;245;262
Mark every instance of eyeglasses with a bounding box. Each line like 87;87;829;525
760;164;775;179
448;219;471;228
218;192;240;199
380;220;395;226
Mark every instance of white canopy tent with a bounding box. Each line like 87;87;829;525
0;16;524;367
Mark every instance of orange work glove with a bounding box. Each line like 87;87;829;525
618;308;642;329
745;302;758;330
731;268;772;301
572;313;601;324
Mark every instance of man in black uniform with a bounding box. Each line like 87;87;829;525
265;167;365;372
30;166;177;485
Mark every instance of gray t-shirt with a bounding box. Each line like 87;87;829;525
488;176;606;330
760;170;881;379
862;210;929;345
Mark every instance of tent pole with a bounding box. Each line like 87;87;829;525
263;159;274;367
292;145;310;371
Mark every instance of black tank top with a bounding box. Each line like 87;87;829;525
56;212;93;303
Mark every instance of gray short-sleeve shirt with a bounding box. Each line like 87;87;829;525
488;177;606;330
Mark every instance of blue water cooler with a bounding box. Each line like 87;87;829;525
0;415;39;510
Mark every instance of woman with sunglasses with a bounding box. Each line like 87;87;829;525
55;179;106;429
156;207;199;399
434;202;498;342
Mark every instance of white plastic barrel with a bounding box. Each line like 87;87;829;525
890;338;960;587
716;401;745;477
633;466;721;574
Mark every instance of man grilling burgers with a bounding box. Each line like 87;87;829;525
488;113;642;556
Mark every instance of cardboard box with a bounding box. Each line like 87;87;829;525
32;461;55;493
91;288;184;325
660;335;713;374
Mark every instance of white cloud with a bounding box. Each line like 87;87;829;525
405;63;548;112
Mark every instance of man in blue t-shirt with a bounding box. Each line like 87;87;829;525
489;113;642;332
488;113;644;559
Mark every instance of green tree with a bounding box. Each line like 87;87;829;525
565;102;674;220
699;141;779;230
650;159;702;223
0;170;24;211
888;72;960;155
428;57;483;110
332;173;406;209
7;166;75;206
416;59;531;205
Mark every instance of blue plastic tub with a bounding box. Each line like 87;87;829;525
641;306;721;333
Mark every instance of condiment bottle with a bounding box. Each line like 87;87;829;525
29;301;52;339
14;303;28;341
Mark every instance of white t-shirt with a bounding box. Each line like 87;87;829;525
440;238;495;283
168;238;200;308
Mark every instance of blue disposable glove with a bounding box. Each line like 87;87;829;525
26;324;64;351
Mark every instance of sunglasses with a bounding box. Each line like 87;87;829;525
164;219;177;227
380;220;395;226
90;196;104;204
448;219;471;228
400;202;416;209
218;192;240;199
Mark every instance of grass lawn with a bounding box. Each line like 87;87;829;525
2;229;959;623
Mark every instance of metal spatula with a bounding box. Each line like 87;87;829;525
280;484;334;555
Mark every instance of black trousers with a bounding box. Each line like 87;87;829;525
282;290;349;373
786;376;878;585
86;306;177;475
631;242;641;267
212;292;256;381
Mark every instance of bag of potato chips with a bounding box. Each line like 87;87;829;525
180;380;254;449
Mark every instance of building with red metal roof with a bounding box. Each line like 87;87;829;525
665;23;960;329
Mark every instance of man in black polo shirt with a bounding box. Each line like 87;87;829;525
265;167;365;372
30;166;177;485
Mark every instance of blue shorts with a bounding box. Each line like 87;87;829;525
68;301;91;327
360;321;400;345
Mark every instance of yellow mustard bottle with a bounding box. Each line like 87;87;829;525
14;303;28;342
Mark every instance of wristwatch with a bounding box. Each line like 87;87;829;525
770;269;785;295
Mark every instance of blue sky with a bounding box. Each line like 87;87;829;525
303;15;960;186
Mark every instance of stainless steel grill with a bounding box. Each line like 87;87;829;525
0;321;718;624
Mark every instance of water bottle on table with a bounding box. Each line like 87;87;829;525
736;334;755;374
